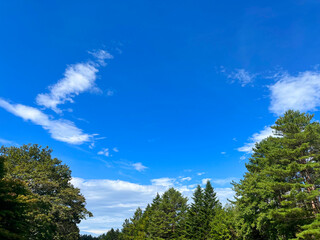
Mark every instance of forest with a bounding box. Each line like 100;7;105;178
1;110;320;240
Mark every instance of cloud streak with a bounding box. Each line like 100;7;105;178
0;99;93;144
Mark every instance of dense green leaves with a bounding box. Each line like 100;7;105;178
0;144;92;240
233;110;320;239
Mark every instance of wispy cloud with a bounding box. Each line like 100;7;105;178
88;49;114;66
0;99;94;144
0;49;114;145
98;148;110;157
36;49;113;113
132;162;147;172
269;70;320;115
180;177;192;182
0;138;17;146
237;126;274;153
197;172;205;176
227;69;256;87
36;63;100;113
72;177;234;235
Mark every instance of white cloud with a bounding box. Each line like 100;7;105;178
0;99;93;144
72;177;233;235
132;162;147;172
215;188;234;204
98;148;110;157
269;71;320;115
112;147;119;152
211;177;238;185
89;49;114;66
228;69;256;87
151;177;175;187
237;126;274;153
36;63;99;113
180;177;192;182
197;172;205;176
201;178;212;185
221;152;226;155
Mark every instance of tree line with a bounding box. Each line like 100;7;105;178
1;110;320;239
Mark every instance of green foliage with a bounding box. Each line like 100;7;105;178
121;188;188;240
186;185;206;239
99;228;121;240
233;110;320;239
80;234;99;240
0;144;92;240
210;205;237;240
0;156;34;240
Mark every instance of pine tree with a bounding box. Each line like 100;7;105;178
186;185;206;239
210;205;237;240
147;188;188;239
233;110;320;239
203;180;219;238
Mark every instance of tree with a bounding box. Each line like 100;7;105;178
98;228;121;240
203;180;219;238
0;156;35;240
186;181;220;239
0;144;92;240
120;208;145;240
80;234;99;240
210;205;237;240
148;188;188;239
233;110;320;239
186;185;206;239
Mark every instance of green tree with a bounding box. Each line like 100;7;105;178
0;144;92;240
148;188;188;239
203;180;219;238
0;156;35;240
80;234;99;240
210;205;237;240
99;228;121;240
185;185;205;239
186;181;219;239
233;110;320;239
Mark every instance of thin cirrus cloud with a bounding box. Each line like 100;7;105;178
227;68;256;87
0;99;93;144
72;176;234;235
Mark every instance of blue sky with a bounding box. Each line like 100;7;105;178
2;0;320;235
